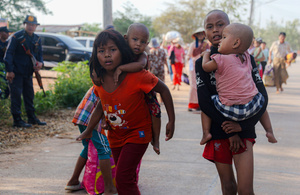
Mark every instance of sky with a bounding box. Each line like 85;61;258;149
34;0;300;29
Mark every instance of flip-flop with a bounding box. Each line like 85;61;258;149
65;183;83;191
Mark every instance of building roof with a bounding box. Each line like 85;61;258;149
36;25;82;33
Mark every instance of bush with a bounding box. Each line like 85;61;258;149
53;61;92;107
34;90;59;114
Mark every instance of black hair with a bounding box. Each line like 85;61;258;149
279;32;286;37
204;9;230;26
90;29;134;80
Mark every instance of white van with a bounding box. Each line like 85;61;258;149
74;36;95;49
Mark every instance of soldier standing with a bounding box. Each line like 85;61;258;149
4;15;46;127
0;26;11;99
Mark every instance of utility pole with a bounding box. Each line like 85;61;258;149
249;0;254;26
103;0;113;29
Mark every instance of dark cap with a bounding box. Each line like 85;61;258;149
279;32;286;36
23;15;40;25
0;26;11;33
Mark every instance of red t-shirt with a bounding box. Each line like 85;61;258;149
94;70;158;148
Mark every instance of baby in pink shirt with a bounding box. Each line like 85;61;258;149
200;23;277;145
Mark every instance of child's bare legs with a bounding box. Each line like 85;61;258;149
215;162;237;194
99;159;118;195
200;112;212;145
151;115;161;155
233;140;254;195
66;155;86;187
260;111;277;143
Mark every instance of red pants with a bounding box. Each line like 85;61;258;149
111;143;149;195
171;62;183;85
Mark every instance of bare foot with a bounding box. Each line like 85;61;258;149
151;140;160;155
276;90;280;94
200;132;212;145
76;129;93;141
266;132;277;143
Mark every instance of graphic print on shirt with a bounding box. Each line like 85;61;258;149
196;72;204;87
103;104;128;130
252;66;262;83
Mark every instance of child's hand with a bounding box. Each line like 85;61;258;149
113;67;122;85
101;119;112;130
165;121;175;141
201;50;211;57
228;134;245;153
222;121;242;134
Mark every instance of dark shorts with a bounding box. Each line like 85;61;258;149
203;138;255;164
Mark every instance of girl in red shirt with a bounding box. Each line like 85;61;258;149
78;29;175;195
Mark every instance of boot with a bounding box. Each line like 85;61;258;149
13;114;32;128
27;112;47;126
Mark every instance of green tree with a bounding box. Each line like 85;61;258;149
0;0;52;31
113;1;157;38
152;0;249;43
80;23;102;36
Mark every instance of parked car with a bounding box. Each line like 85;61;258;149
36;33;92;68
74;36;95;49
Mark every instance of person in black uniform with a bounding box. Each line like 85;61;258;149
4;15;46;127
0;26;11;99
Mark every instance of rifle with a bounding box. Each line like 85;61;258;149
18;37;46;97
26;50;46;97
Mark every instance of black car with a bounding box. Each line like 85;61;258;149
36;32;92;67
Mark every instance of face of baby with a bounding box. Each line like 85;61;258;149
126;26;149;55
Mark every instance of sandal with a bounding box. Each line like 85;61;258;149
65;183;83;191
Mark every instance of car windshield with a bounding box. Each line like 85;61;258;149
89;40;94;48
60;35;85;48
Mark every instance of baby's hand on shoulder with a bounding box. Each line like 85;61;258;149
201;49;211;57
113;67;122;85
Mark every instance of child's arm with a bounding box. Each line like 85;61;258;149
152;80;175;141
114;52;147;84
202;51;218;72
76;101;104;141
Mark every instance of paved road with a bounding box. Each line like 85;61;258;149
1;59;300;195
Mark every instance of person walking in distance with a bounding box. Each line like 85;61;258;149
268;32;292;94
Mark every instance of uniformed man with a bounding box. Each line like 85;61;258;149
0;26;11;99
4;15;46;127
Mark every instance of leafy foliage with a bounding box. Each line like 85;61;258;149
53;61;92;107
0;63;8;98
0;0;52;31
153;0;208;43
80;23;102;36
113;1;157;38
34;90;58;114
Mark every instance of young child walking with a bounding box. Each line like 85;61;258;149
195;10;272;195
66;85;117;195
200;23;277;145
113;23;162;155
78;29;175;195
